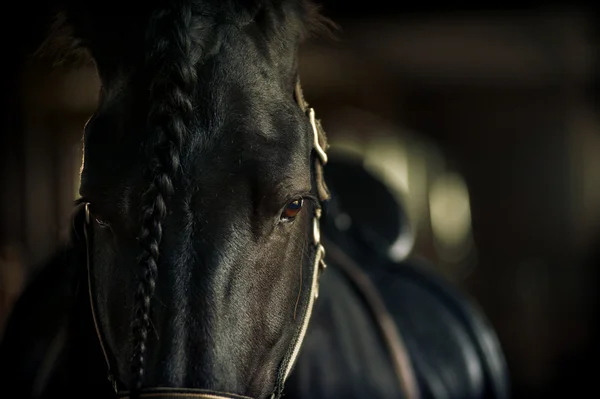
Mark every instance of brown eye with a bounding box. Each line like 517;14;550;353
281;198;304;220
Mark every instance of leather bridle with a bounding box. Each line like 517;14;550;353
82;80;330;399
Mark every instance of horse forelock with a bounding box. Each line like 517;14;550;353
34;1;335;70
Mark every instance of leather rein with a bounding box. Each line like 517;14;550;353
81;80;330;399
322;238;420;399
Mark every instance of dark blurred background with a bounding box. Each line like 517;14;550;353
1;1;599;398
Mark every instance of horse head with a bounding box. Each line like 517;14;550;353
61;1;332;397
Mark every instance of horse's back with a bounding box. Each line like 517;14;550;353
369;259;509;399
287;231;509;399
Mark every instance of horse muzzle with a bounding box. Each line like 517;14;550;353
118;387;255;399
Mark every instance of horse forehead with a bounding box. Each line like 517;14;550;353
185;85;310;168
179;113;312;196
189;127;310;180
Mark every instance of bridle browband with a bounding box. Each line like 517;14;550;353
82;79;329;399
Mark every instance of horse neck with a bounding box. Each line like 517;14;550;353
50;245;112;396
65;272;113;390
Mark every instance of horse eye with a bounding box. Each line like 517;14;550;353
281;198;304;220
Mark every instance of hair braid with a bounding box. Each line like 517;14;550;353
130;2;197;393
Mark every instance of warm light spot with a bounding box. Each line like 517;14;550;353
329;136;366;160
74;142;84;200
429;172;472;261
364;136;409;195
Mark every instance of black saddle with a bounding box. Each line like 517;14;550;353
322;154;413;262
319;153;510;399
0;153;510;399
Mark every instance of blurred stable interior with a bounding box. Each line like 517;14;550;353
1;2;599;399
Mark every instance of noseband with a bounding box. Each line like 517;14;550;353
82;80;329;399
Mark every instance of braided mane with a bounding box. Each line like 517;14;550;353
130;2;198;393
125;0;334;394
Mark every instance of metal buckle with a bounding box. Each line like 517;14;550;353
108;372;118;393
85;202;91;225
313;244;326;300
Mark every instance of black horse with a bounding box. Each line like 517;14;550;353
0;1;509;399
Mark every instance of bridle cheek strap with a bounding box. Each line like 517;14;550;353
294;80;330;203
268;80;329;398
84;203;121;393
